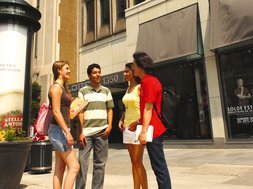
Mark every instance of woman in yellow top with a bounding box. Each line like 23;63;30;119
118;63;148;189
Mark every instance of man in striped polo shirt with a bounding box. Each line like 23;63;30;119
75;63;114;189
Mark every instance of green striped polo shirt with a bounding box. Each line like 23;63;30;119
78;85;114;136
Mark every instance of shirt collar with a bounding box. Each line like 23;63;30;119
141;74;151;83
87;84;102;92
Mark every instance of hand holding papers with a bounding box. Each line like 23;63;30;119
135;125;154;142
69;98;88;119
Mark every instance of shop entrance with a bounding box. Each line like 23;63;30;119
109;92;125;143
156;60;211;140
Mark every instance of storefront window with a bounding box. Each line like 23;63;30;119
218;47;253;139
156;60;211;140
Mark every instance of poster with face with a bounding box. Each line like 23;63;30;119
0;24;28;129
226;78;253;139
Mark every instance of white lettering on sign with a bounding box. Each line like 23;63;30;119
102;74;119;85
0;7;26;14
68;72;124;93
227;105;253;114
1;116;23;129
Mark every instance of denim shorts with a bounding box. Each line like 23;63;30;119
48;124;71;152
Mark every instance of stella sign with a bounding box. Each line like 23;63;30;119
1;115;23;128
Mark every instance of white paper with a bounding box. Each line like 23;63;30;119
135;125;154;142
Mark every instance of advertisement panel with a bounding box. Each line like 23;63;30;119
0;24;28;129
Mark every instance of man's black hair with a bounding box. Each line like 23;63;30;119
87;63;101;75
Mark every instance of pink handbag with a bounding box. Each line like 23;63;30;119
35;103;52;135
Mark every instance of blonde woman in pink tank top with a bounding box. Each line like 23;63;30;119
118;63;148;189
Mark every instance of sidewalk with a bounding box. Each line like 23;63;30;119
20;145;253;189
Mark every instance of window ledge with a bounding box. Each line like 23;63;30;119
79;31;126;52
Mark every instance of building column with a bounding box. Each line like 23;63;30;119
205;55;226;146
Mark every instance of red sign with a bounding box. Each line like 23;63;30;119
1;115;23;129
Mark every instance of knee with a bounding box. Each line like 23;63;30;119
131;158;143;168
69;161;80;174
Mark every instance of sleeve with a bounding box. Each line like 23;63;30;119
106;89;114;109
244;88;250;95
78;89;84;100
143;80;158;104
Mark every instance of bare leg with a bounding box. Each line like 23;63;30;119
57;148;80;189
127;144;148;189
53;151;66;189
128;144;140;189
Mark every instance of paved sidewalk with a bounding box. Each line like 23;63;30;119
20;145;253;189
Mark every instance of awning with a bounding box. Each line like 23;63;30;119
136;4;201;63
210;0;253;50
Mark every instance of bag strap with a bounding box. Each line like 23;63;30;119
154;102;162;121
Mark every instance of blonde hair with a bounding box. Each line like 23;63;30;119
52;60;69;81
52;60;70;92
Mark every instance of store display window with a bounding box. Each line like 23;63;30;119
218;47;253;139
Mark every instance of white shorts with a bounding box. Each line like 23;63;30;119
123;128;140;145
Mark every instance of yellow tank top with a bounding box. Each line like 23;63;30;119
122;84;140;127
